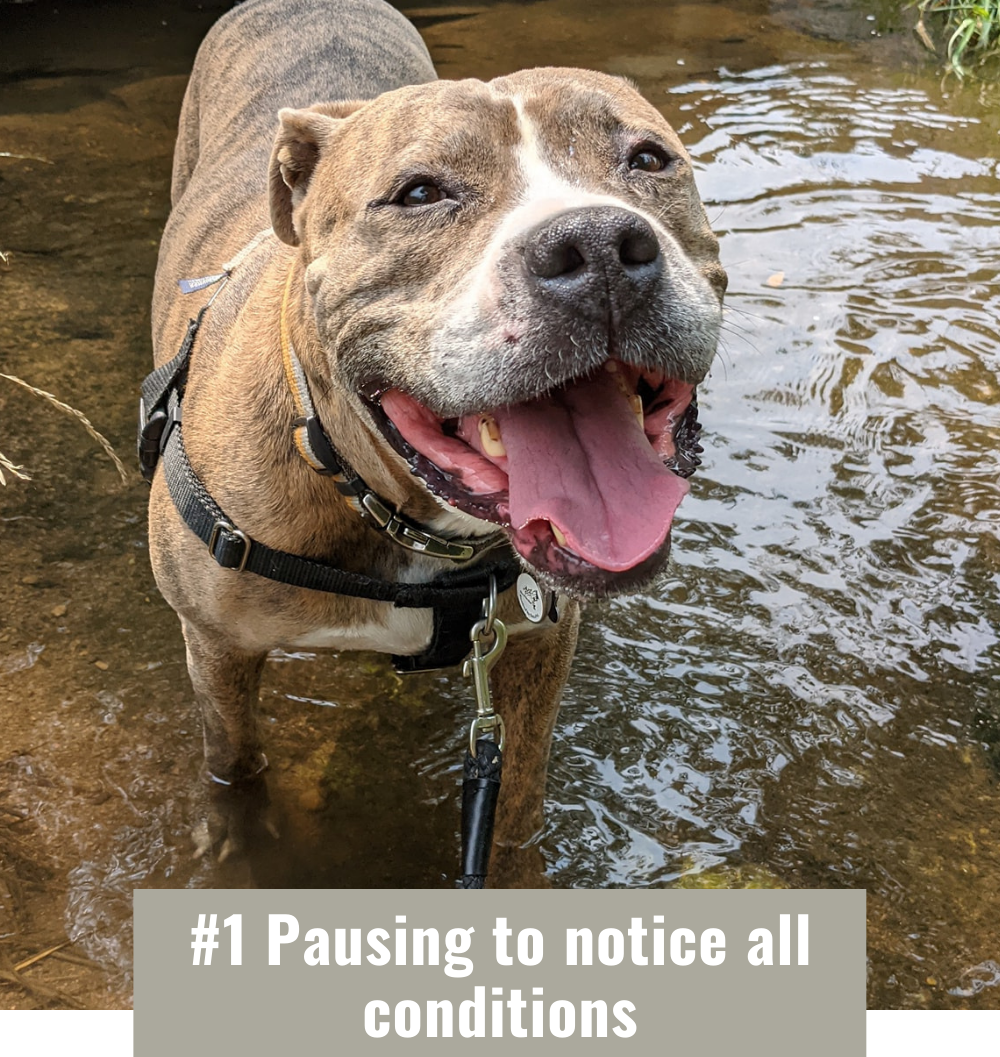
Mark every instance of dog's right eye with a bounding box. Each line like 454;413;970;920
396;181;447;207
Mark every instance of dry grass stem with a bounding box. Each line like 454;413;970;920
0;945;85;1009
50;949;103;970
915;15;938;50
0;373;129;484
0;151;54;164
0;450;31;485
13;940;71;974
0;967;86;1009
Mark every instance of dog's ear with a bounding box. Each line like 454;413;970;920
268;101;363;246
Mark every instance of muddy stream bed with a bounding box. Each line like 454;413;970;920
1;0;998;1012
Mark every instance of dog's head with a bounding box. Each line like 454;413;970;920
269;68;726;596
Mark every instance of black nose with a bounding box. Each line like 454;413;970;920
522;206;661;315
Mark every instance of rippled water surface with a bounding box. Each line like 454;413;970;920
1;0;998;1011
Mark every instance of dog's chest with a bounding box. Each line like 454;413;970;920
286;606;434;655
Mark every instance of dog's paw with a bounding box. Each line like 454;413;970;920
192;777;280;862
192;819;215;860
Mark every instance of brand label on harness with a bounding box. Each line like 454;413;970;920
516;573;545;623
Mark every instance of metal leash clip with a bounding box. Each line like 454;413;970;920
463;575;507;754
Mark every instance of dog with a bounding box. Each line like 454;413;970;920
144;0;726;885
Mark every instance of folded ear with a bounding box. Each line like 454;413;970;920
268;101;364;246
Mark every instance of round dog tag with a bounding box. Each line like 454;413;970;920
516;572;546;623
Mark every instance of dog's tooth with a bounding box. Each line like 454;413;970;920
551;522;568;548
629;394;644;425
482;415;502;442
479;415;506;457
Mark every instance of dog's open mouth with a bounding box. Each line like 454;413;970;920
364;361;702;588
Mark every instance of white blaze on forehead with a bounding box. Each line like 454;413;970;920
432;87;718;362
512;95;579;204
444;94;612;318
508;93;640;231
454;92;688;309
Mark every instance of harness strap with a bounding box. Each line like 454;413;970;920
142;227;275;426
280;266;335;475
141;239;521;669
160;419;518;612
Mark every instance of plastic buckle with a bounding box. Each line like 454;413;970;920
137;397;167;483
208;519;252;572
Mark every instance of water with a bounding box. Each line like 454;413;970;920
1;0;998;1011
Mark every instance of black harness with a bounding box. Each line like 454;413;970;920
140;261;525;887
138;299;518;673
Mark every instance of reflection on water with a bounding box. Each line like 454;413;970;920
544;61;1000;1010
1;0;998;1012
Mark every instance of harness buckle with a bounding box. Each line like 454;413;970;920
359;491;394;529
208;519;252;572
137;397;167;483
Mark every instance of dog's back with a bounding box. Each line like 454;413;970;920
153;0;435;354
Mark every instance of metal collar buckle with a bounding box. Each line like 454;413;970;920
359;492;475;562
208;519;252;572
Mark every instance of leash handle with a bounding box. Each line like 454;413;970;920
461;738;503;889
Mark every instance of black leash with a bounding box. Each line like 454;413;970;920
462;739;503;888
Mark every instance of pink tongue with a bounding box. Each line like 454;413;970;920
495;370;689;572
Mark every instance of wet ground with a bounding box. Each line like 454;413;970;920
1;0;998;1012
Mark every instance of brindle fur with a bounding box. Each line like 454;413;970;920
149;0;723;885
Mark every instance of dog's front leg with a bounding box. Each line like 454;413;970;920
181;617;272;860
486;602;581;888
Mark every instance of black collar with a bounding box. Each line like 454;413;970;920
274;265;501;564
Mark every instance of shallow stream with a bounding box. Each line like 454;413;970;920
1;0;998;1010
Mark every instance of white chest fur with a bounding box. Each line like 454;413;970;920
287;605;434;656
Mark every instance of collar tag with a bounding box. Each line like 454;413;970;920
516;572;547;623
178;272;228;295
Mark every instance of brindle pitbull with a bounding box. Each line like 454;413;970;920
148;0;725;884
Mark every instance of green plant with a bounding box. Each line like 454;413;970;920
912;0;1000;77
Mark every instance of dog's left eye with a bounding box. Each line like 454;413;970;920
397;181;447;207
627;147;670;173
